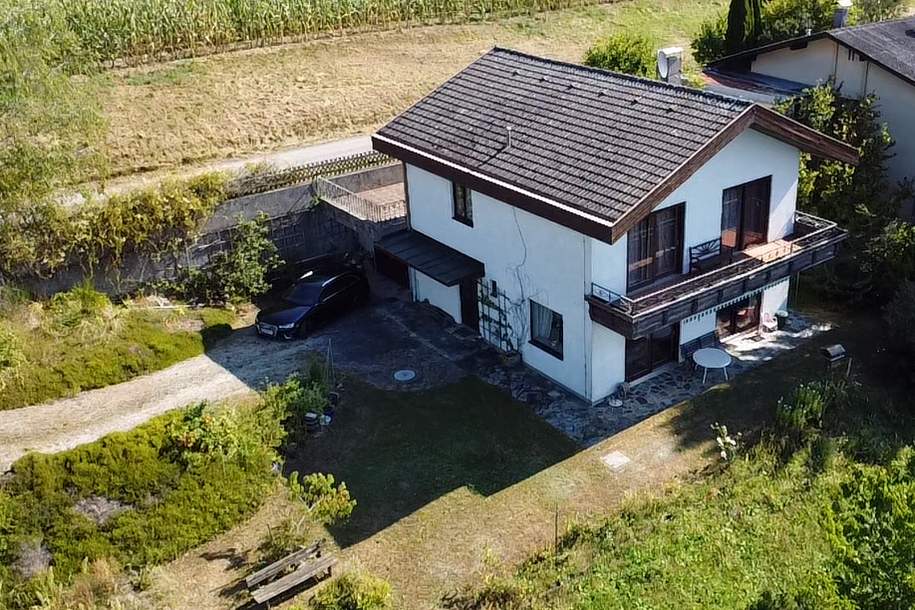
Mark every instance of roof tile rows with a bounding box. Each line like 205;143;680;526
377;48;752;224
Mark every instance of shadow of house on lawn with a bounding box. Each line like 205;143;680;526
283;376;579;549
665;310;913;458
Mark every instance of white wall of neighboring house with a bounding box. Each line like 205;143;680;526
412;269;461;323
749;39;915;185
752;38;840;87
405;164;591;398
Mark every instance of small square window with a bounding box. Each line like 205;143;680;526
452;182;473;226
530;300;563;359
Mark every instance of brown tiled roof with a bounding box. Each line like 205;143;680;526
377;48;753;225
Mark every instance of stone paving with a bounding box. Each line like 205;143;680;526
351;277;832;447
444;310;831;447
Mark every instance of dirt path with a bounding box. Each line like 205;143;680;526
0;327;315;472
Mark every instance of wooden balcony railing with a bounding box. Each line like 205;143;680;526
588;211;847;338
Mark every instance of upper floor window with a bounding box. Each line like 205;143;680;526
530;300;563;359
721;176;770;256
452;182;473;226
627;203;684;291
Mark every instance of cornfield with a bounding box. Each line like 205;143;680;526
29;0;599;65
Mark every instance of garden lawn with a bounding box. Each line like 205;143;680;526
101;0;727;177
0;305;235;411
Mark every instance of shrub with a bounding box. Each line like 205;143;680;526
809;435;838;474
0;392;287;608
777;382;827;441
0;322;25;390
851;0;907;23
288;472;356;525
309;572;392;610
168;402;250;466
165;213;281;305
691;14;729;65
827;450;915;609
261;367;329;438
583;34;656;79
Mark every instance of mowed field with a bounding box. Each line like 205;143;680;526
101;0;726;177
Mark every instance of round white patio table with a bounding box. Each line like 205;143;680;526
693;348;732;383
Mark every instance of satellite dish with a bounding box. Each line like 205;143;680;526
657;50;670;79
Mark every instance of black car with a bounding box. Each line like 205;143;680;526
255;264;369;339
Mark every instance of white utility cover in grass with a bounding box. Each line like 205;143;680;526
601;450;631;472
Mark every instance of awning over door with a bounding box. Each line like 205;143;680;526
375;230;484;287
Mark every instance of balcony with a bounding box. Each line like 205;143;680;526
587;212;847;339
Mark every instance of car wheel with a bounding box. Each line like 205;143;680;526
297;320;311;338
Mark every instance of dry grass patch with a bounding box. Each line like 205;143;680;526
101;0;726;177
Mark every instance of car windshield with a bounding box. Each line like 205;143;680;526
283;280;324;306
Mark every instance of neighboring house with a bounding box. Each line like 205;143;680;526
372;48;856;403
704;16;915;187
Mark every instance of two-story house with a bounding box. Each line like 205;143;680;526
704;16;915;187
372;48;857;403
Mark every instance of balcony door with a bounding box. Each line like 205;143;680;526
625;325;679;381
628;203;684;291
721;177;771;256
716;295;762;338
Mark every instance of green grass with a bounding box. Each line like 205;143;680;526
0;396;282;609
0;300;235;411
288;376;579;547
452;305;915;609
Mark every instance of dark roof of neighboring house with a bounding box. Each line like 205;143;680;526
709;17;915;87
374;48;858;243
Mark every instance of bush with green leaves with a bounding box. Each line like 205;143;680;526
2;173;228;281
308;572;392;610
583;34;656;79
165;213;281;306
690;0;897;65
777;83;914;302
827;448;915;609
288;472;356;525
0;392;286;609
0;322;25;390
777;382;828;444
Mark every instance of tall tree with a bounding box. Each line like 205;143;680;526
725;0;763;53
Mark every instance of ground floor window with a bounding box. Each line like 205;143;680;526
716;294;761;338
625;324;679;381
530;300;563;359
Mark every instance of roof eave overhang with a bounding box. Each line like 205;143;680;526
372;134;616;244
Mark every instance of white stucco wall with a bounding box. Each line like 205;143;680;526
752;38;839;87
867;65;915;186
750;39;915;185
761;279;790;319
588;129;800;397
405;164;591;398
653;128;800;253
412;269;461;323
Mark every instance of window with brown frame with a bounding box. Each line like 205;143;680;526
529;300;563;359
452;182;473;226
627;203;684;291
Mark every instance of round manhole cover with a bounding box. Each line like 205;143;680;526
393;369;417;383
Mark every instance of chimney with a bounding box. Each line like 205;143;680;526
657;47;683;86
833;0;853;28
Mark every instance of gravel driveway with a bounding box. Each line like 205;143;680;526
0;298;475;472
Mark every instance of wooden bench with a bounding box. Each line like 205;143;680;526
246;540;336;606
689;238;723;273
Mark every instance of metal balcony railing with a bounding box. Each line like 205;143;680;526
589;211;846;326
